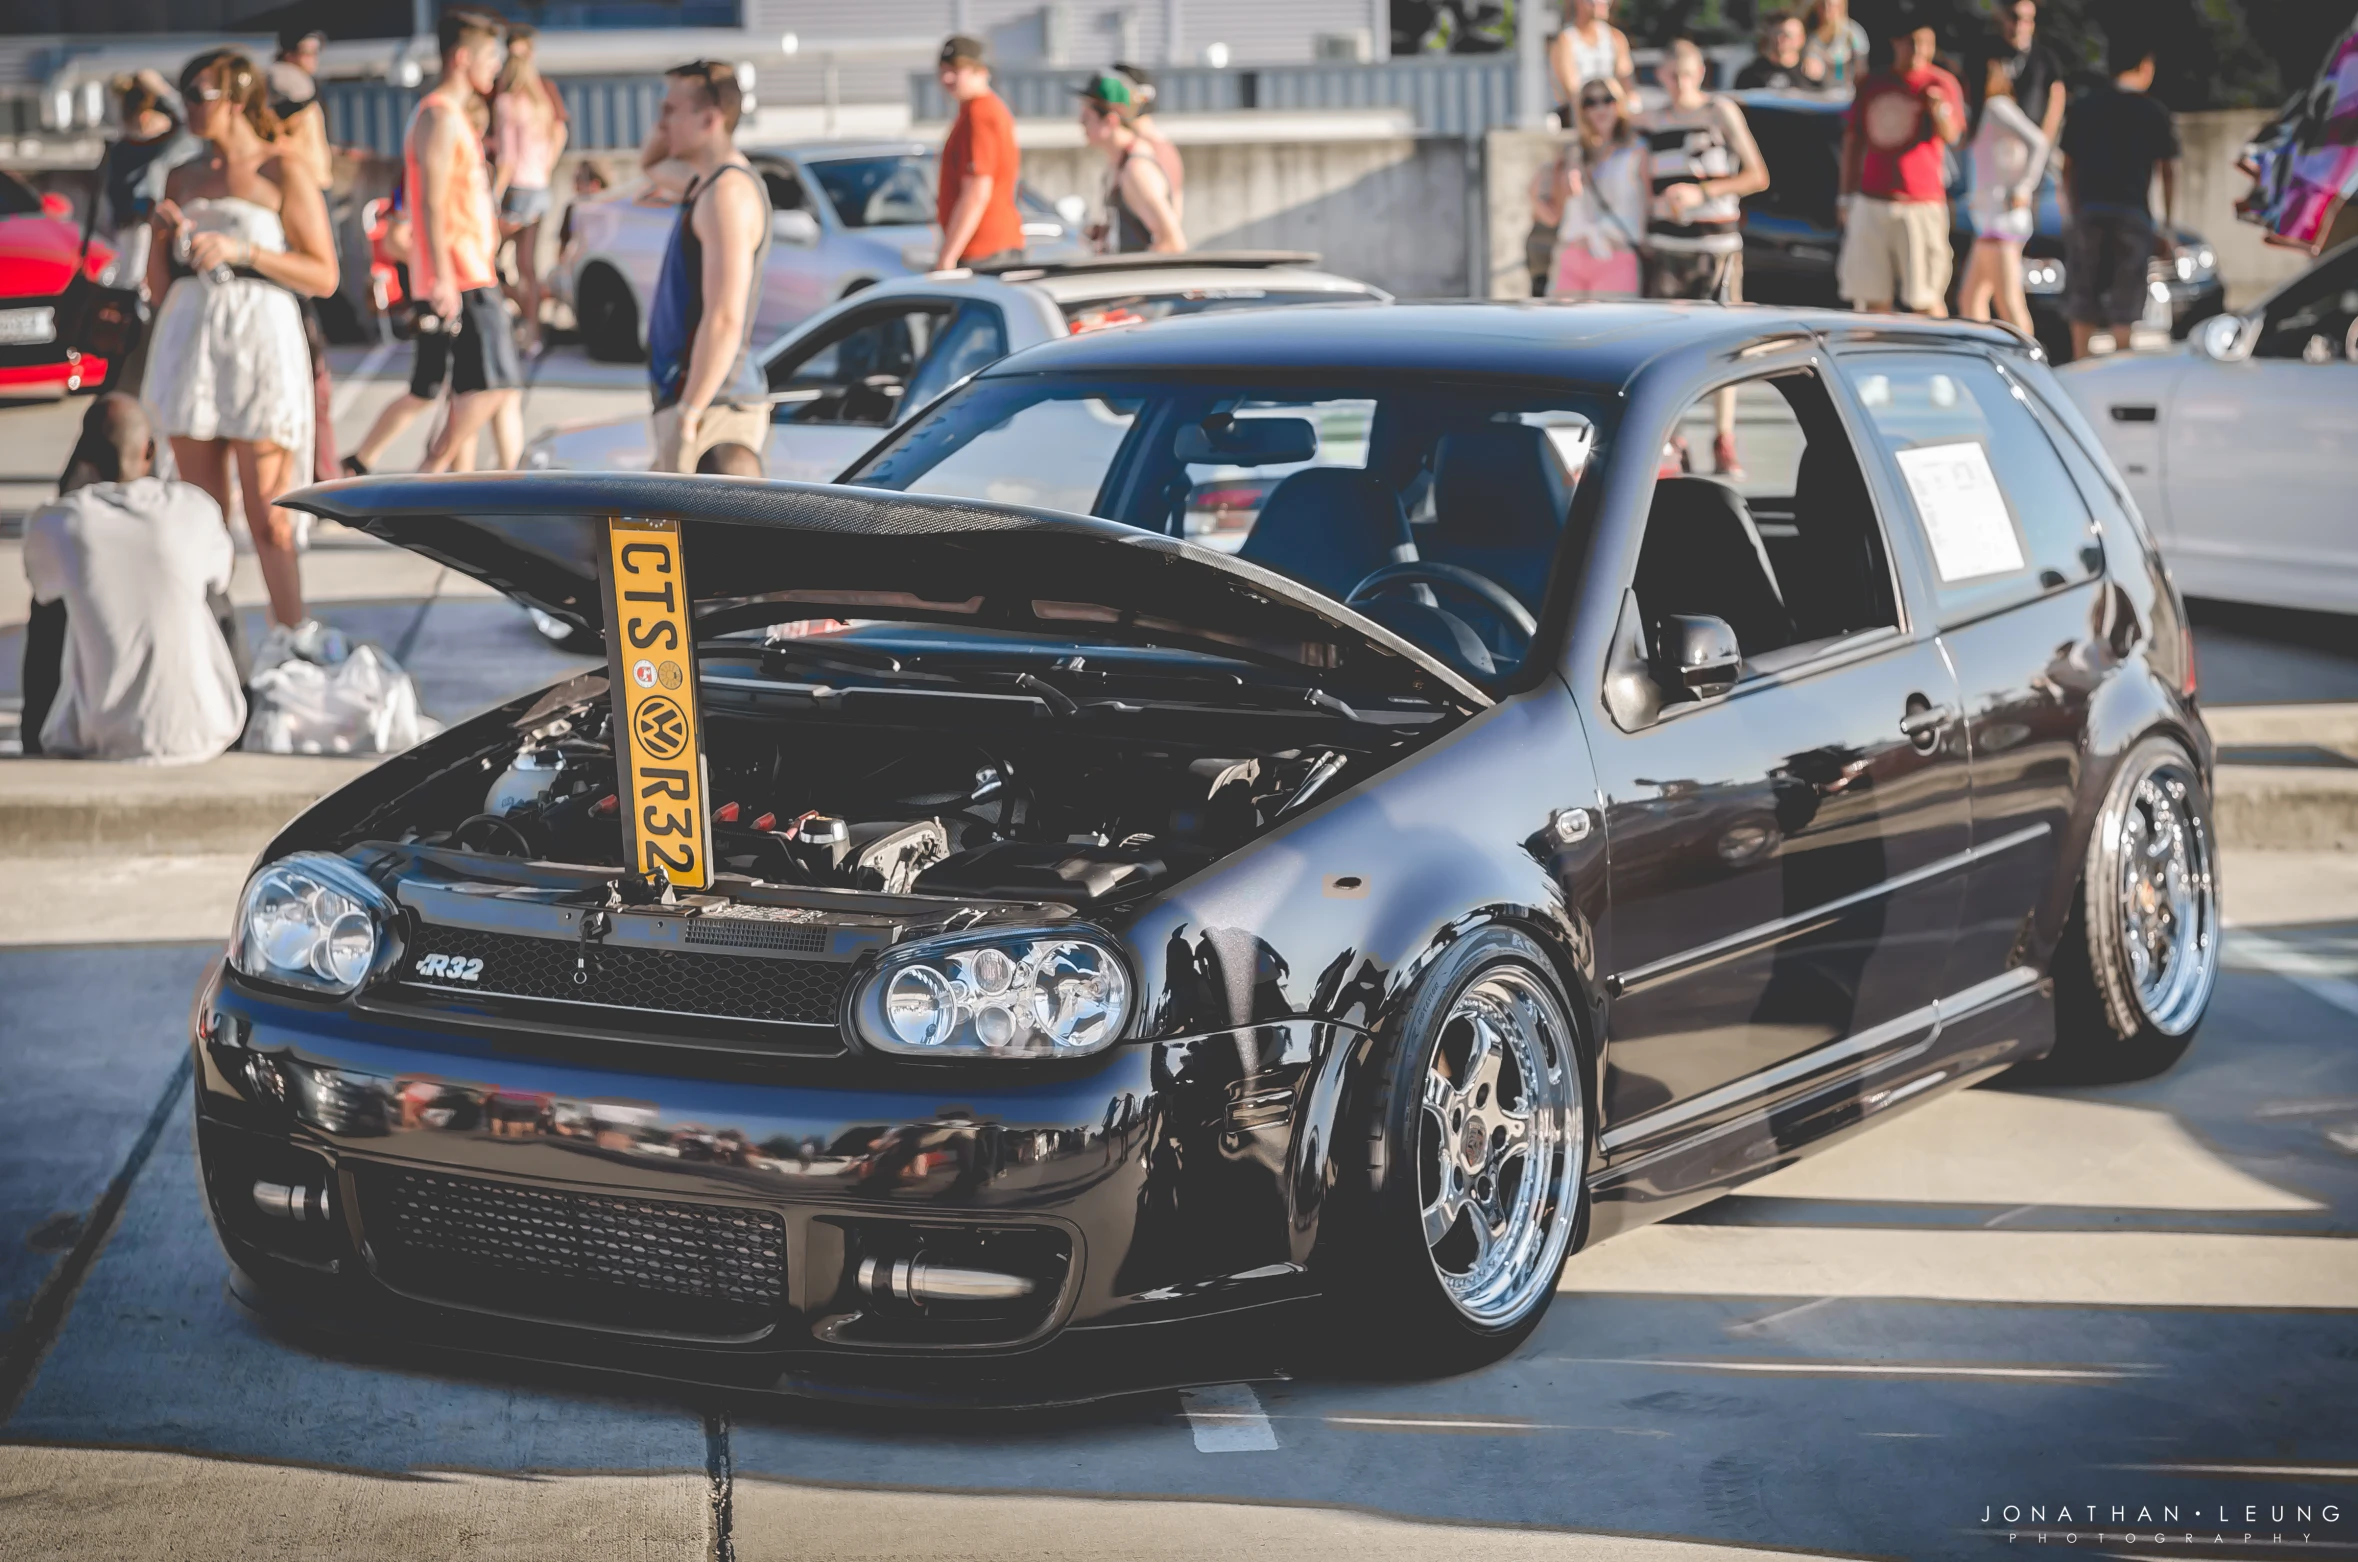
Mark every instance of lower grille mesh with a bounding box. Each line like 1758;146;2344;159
365;1166;786;1337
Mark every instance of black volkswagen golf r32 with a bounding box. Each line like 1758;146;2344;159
196;303;2218;1404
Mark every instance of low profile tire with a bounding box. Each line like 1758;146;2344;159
577;266;643;363
1331;928;1589;1372
2041;735;2221;1083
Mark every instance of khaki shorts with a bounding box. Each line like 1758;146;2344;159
1838;197;1953;312
650;400;770;475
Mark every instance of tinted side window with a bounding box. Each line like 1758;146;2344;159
901;304;1008;410
1847;351;2101;624
2255;247;2358;362
767;305;951;427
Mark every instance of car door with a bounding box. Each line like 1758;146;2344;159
760;297;957;483
1591;365;1969;1159
753;160;830;341
1840;347;2109;1015
2161;245;2358;613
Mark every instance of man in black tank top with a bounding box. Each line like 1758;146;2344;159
643;61;773;474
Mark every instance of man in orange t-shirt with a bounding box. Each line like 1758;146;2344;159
935;35;1024;269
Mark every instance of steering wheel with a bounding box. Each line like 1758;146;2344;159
1346;561;1538;643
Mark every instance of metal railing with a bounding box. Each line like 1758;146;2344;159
319;74;670;158
909;56;1523;137
906;45;1757;138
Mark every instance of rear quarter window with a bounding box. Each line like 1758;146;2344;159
1844;350;2104;625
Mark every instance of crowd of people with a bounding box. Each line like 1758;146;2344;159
1530;0;2186;364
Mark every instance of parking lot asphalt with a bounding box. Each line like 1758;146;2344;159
0;895;2351;1560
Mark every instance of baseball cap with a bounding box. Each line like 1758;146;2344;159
1112;60;1158;104
1075;72;1136;110
940;34;987;67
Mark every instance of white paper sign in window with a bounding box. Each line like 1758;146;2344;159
1895;441;2026;582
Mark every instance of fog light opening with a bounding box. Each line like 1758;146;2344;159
252;1179;330;1223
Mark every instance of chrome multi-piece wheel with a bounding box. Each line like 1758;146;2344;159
1414;967;1583;1329
2107;757;2220;1035
2051;736;2219;1081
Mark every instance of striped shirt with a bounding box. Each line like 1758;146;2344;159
1643;100;1745;256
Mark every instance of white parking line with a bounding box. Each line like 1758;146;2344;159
1179;1383;1279;1452
1323;1414;1539;1434
2226;930;2358;1020
1585;1358;2150;1382
2122;1463;2358;1481
329;341;398;422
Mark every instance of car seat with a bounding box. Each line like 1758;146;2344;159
1424;425;1570;612
1634;476;1796;658
1235;467;1416;601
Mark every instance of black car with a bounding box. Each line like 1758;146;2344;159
1734;91;2228;360
200;302;2218;1402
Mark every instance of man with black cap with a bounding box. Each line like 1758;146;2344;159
935;35;1024;270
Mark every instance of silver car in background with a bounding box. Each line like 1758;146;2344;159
524;254;1392;485
553;140;1089;363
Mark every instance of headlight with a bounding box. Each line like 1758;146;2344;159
850;930;1133;1060
229;852;399;996
2174;245;2217;283
2022;257;2065;295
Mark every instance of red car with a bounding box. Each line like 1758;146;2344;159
0;170;112;395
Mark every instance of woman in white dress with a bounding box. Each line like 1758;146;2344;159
143;47;337;638
1958;61;2051;335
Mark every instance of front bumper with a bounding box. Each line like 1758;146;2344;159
195;968;1366;1402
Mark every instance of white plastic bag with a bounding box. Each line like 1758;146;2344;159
244;642;437;755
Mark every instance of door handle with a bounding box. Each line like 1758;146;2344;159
1899;700;1955;752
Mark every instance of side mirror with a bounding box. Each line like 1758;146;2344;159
773;209;821;248
1652;613;1743;701
1054;194;1087;228
2194;312;2252;363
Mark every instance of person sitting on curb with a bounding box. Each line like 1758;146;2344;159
21;394;246;764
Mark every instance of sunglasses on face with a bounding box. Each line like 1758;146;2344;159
1580;94;1616;109
189;85;226;102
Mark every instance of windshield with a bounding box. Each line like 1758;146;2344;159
803;152;1062;231
0;171;42;219
804;154;936;229
842;372;1609;685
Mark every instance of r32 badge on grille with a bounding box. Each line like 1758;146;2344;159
599;516;711;889
415;953;485;982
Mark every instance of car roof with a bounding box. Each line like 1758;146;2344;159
749;140;930;162
1727;89;1850;115
973;300;2019;387
1034;267;1383;305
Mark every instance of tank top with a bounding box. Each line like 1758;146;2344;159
1105;145;1163;254
1561;24;1620;93
402;89;497;297
648;162;773;410
1643;100;1745;255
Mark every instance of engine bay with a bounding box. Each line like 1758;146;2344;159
389;690;1384;906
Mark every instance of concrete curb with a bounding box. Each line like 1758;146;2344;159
2213;766;2358;852
0;755;379;859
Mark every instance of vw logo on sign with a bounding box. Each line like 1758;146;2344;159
633;694;690;761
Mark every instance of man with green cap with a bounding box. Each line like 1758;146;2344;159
935;35;1025;269
1078;72;1185;254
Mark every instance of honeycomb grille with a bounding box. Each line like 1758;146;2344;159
392;924;847;1026
684;917;827;953
364;1166;786;1337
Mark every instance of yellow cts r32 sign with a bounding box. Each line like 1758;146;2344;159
600;516;709;889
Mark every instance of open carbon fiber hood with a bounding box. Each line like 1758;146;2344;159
282;472;1487;709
